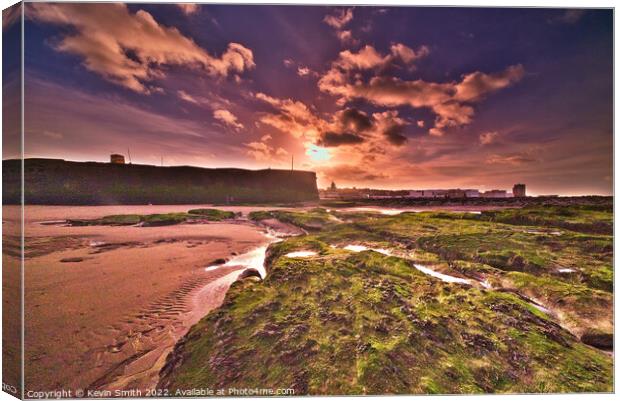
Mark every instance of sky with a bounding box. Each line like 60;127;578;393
3;3;613;194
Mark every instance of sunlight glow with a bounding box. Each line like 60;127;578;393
305;144;331;162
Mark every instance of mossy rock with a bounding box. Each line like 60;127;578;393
187;208;236;220
161;235;612;394
159;205;613;395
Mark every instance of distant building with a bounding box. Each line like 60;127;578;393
110;154;125;164
464;189;480;198
513;183;526;197
406;189;479;199
482;190;508;198
447;189;467;198
319;182;363;200
407;190;425;198
423;189;447;198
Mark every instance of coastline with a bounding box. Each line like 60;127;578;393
11;205;273;393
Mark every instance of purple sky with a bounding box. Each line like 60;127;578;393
4;4;612;194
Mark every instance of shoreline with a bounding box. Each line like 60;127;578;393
7;205;274;393
8;201;612;394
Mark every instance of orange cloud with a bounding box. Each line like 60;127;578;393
245;140;288;162
486;152;538;165
390;43;430;65
318;44;524;136
177;90;199;104
455;65;525;102
254;91;410;172
27;3;255;94
323;8;353;29
479;131;499;145
324;8;359;46
213;109;244;131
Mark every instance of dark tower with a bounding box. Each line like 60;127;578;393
513;183;526;197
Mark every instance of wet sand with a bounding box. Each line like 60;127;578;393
4;205;273;393
2;205;22;393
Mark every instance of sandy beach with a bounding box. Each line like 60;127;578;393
5;205;274;393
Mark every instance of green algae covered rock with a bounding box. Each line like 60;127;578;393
161;242;612;394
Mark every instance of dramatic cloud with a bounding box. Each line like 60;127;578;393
341;108;373;132
255;92;325;141
318;131;365;147
318;44;524;136
255;90;409;158
21;4;613;195
373;111;408;146
177;4;199;15
27;3;255;93
213;109;244;130
333;44;429;72
318;108;409;148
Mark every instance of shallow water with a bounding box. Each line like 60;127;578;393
529;302;552;315
284;251;318;258
343;244;392;255
204;246;270;277
204;232;281;278
413;263;471;285
342;206;490;215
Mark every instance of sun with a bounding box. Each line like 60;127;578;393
305;144;331;162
